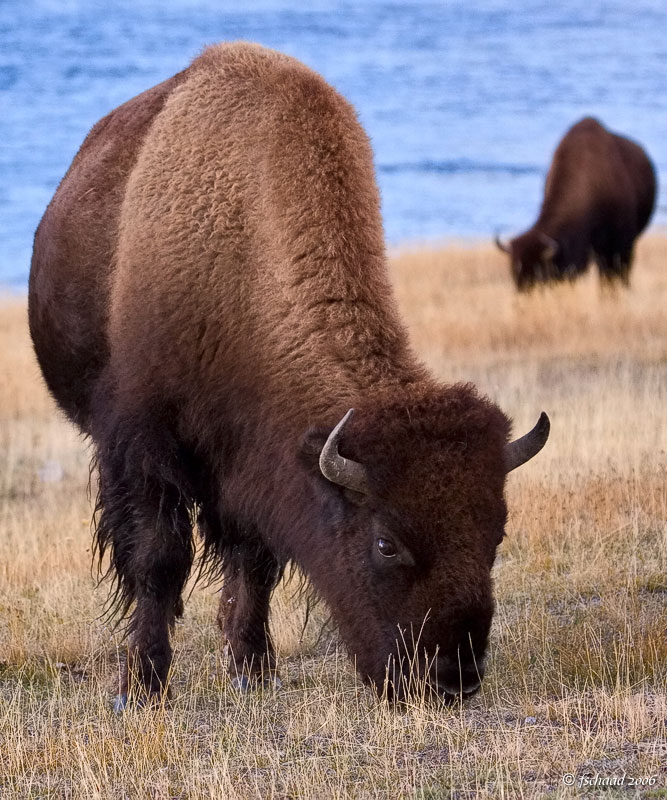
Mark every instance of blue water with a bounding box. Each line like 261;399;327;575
2;0;666;287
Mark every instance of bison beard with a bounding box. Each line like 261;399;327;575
28;42;549;708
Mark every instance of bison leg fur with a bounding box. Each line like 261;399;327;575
596;245;633;287
94;415;195;708
117;498;193;705
123;550;188;703
216;542;280;688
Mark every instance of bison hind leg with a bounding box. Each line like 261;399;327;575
595;243;633;288
92;405;197;706
214;532;282;688
614;249;633;286
190;497;283;690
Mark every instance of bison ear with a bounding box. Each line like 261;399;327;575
301;427;330;465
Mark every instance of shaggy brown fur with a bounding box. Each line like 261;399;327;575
496;117;656;290
30;43;528;704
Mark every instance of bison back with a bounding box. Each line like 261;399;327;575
28;72;187;431
613;133;657;234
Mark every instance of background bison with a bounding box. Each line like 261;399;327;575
29;42;548;708
495;117;656;290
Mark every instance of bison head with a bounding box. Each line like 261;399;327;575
495;231;560;291
301;384;549;701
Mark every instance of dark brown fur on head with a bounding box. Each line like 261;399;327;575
504;230;573;291
300;383;510;698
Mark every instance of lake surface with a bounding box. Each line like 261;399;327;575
2;0;666;286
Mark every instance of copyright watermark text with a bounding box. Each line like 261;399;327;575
562;772;658;789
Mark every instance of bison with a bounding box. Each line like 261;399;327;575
495;117;656;290
29;43;549;708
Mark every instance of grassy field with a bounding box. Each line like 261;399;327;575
1;239;666;798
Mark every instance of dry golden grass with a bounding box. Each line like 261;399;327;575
1;238;666;797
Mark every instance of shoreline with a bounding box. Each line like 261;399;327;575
4;229;667;296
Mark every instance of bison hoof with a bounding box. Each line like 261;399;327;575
230;675;282;692
113;692;163;712
113;694;129;713
230;676;251;692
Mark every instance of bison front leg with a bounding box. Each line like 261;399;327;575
94;426;194;711
217;543;281;690
121;531;191;707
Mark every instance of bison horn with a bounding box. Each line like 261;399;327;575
494;234;511;254
504;412;550;472
319;409;369;494
538;233;559;258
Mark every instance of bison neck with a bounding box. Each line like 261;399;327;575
201;341;427;565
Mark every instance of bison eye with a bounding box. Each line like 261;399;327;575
376;538;397;558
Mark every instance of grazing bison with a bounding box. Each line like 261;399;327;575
495;117;656;290
29;43;549;707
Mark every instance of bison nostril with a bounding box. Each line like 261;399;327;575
431;657;485;697
449;677;481;696
435;671;482;697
